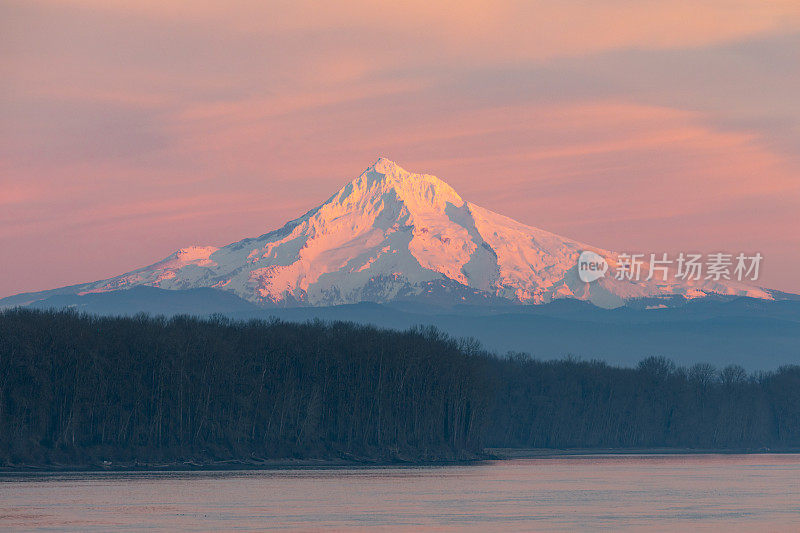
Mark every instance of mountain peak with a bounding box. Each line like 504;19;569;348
370;157;405;174
341;157;464;211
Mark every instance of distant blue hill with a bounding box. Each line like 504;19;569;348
25;286;260;315
8;286;800;371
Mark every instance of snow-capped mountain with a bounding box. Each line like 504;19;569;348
5;158;774;309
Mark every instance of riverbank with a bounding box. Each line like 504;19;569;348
486;447;799;458
6;447;800;473
0;452;490;473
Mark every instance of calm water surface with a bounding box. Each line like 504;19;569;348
2;455;800;531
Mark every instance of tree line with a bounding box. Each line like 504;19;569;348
486;353;800;449
0;308;799;467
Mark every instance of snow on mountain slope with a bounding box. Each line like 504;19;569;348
5;158;774;308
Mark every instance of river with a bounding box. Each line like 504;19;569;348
2;454;800;531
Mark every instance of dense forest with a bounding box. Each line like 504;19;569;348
1;308;799;468
0;309;490;466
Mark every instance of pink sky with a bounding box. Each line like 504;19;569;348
2;0;799;297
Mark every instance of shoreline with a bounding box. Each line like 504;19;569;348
0;454;490;474
485;447;800;458
3;448;800;474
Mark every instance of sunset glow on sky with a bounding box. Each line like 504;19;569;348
2;0;799;296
